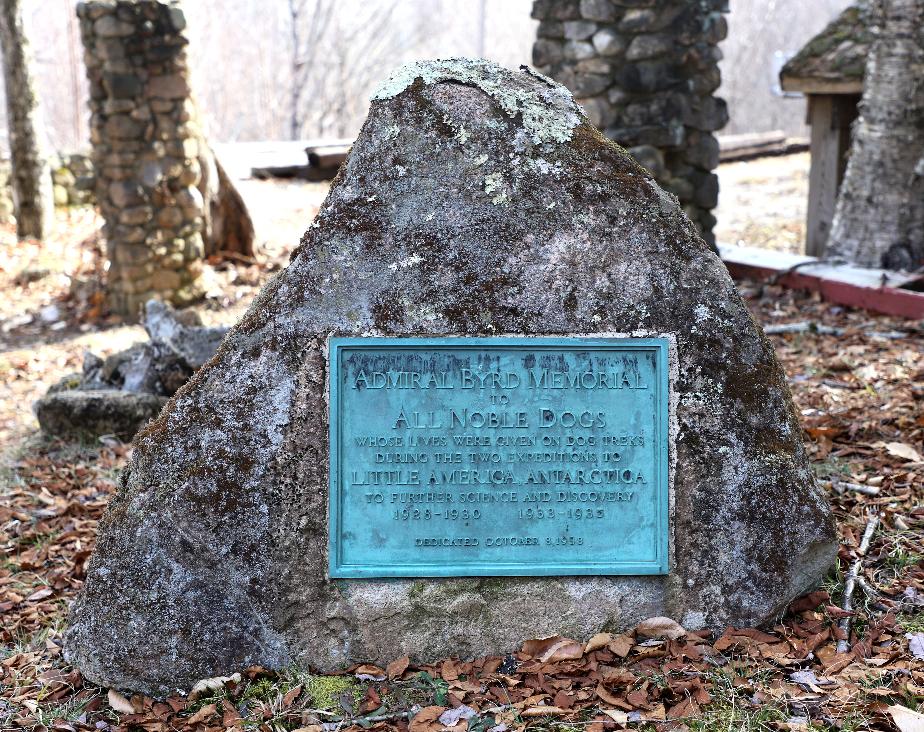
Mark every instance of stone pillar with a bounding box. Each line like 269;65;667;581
532;0;728;248
77;0;204;316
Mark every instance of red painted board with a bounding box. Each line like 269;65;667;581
723;259;924;320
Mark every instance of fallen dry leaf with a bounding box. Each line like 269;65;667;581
908;633;924;660
599;665;636;685
600;708;629;724
521;635;583;662
595;682;624;706
282;684;302;707
187;702;217;725
355;663;386;678
584;632;612;653
888;704;924;732
635;616;687;640
387;654;410;679
608;633;634;657
410;705;447;732
788;590;830;613
107;689;135;714
439;705;476;727
885;442;924;462
667;697;700;719
440;658;460;681
25;587;53;602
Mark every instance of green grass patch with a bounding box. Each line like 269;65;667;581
898;612;924;634
685;672;788;732
304;674;363;712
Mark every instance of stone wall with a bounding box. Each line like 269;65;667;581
0;152;95;223
531;0;728;247
77;0;204;316
51;153;96;207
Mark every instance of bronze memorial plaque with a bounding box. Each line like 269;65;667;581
328;337;669;578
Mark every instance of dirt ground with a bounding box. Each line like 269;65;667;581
715;152;810;254
1;158;922;731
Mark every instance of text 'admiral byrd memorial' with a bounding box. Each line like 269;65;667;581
328;337;670;578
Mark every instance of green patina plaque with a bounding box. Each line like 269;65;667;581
328;337;669;578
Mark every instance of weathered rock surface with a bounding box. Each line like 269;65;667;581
143;299;227;370
65;59;837;696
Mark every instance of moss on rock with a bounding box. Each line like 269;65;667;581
305;674;362;711
781;3;872;85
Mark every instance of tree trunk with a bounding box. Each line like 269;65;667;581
0;0;54;240
827;0;924;270
197;143;255;259
288;0;303;140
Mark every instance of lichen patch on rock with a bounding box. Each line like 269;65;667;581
372;58;582;145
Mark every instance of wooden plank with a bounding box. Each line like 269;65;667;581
832;94;860;187
804;94;860;257
212;139;351;180
719;245;921;288
780;77;863;95
251;164;308;180
718;131;809;162
719;244;924;319
805;95;841;257
305;144;350;169
721;130;786;150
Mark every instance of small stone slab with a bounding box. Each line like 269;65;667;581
34;389;167;441
65;59;837;696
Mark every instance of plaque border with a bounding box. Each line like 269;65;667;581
328;336;670;578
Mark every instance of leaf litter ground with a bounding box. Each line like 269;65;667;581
1;202;923;732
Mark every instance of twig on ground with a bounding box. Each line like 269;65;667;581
827;479;881;497
764;321;843;336
767;258;847;286
857;515;879;555
321;709;416;731
763;321;908;339
821;479;881;496
857;576;880;600
321;706;516;730
837;514;880;654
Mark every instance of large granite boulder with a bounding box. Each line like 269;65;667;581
65;59;837;696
